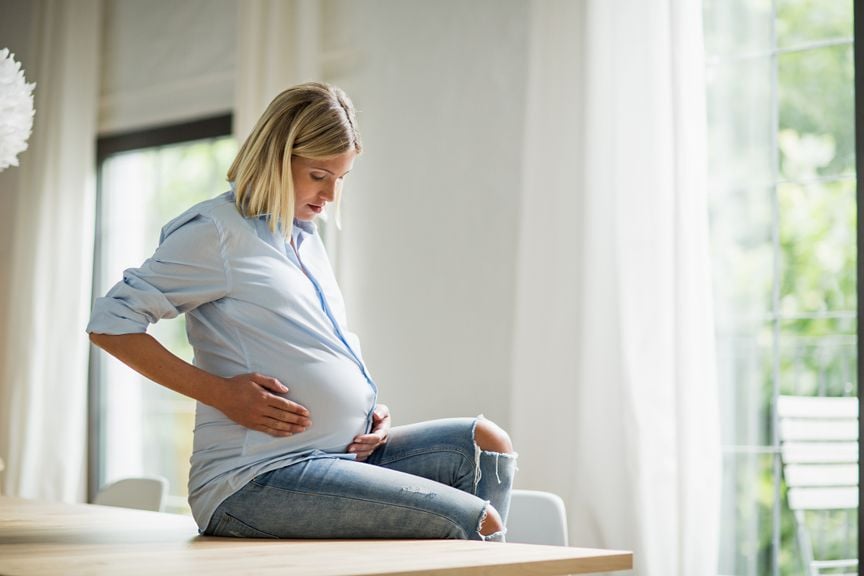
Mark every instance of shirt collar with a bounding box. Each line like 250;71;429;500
227;182;317;244
292;218;315;249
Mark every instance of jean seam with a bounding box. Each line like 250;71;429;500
245;482;471;539
374;448;476;487
217;510;279;538
374;447;473;468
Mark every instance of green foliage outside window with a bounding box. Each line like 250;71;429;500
706;0;856;574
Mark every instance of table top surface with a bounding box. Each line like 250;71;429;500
0;495;632;576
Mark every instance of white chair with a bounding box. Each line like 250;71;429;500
506;488;568;546
777;395;858;576
93;476;169;512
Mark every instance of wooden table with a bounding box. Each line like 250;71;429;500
0;496;632;575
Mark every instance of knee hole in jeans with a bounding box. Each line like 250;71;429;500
473;418;514;454
478;503;505;538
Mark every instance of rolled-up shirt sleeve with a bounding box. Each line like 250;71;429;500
87;213;229;335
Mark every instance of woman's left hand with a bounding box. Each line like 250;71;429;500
349;404;391;462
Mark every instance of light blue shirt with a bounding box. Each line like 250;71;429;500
87;190;378;531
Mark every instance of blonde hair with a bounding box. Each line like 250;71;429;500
227;82;362;237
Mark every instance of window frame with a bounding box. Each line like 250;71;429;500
855;0;863;567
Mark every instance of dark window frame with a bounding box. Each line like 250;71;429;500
856;0;863;571
87;114;233;502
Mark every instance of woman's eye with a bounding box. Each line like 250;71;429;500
311;173;327;181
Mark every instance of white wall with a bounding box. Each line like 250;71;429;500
99;0;235;133
322;0;531;430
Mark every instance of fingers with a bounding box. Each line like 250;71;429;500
256;401;311;436
268;396;311;418
236;373;313;436
372;404;390;421
238;373;309;416
352;433;384;445
258;415;307;437
370;419;390;438
349;445;377;461
264;405;311;427
348;432;387;460
250;373;289;394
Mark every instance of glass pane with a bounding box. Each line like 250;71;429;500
97;135;238;514
99;150;163;286
778;179;857;316
703;0;772;58
797;509;858;569
707;57;774;191
778;45;855;181
776;0;853;48
707;2;857;575
717;328;774;447
779;316;857;397
710;186;774;328
719;451;775;576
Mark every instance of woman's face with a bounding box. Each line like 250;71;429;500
291;151;356;221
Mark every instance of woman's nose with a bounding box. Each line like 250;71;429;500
320;180;338;201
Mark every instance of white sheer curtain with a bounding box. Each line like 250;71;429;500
0;0;102;502
511;1;721;574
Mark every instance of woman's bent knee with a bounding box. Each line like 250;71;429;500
479;504;505;538
474;418;514;454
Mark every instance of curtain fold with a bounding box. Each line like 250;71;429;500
511;1;720;574
0;0;102;502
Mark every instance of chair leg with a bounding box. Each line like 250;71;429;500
793;510;818;576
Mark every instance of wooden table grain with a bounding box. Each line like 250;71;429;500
0;496;632;575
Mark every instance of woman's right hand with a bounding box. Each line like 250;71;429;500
213;373;312;437
88;334;311;437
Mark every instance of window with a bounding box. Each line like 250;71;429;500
90;116;236;513
704;1;856;574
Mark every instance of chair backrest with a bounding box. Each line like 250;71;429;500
93;476;169;512
505;489;568;546
777;395;858;511
777;395;858;575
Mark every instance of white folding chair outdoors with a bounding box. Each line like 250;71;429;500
506;488;568;546
93;476;169;512
777;395;858;576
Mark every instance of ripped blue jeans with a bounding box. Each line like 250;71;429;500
204;417;517;541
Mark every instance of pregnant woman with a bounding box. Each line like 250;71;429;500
87;82;516;541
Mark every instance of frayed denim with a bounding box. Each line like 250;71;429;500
204;417;517;541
